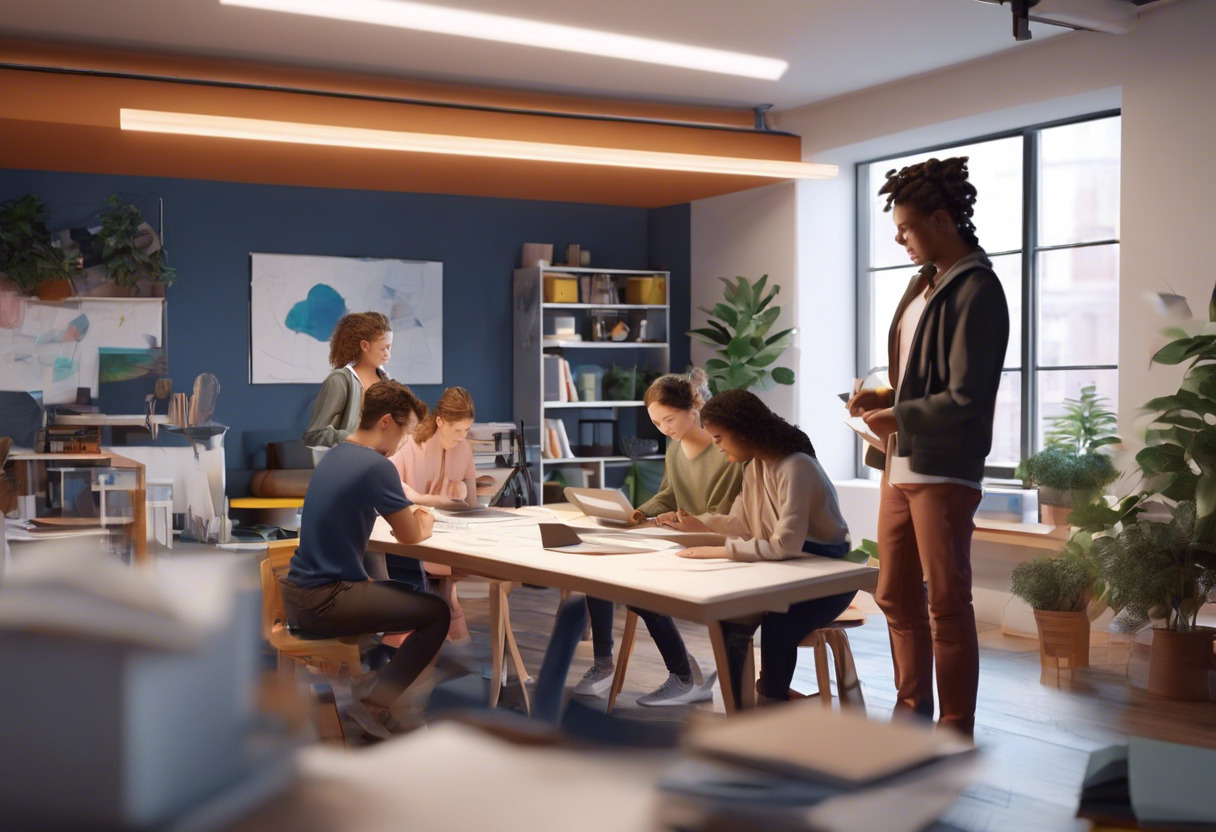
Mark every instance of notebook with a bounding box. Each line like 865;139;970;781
538;523;657;555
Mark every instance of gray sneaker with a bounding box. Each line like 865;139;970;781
573;663;615;697
636;671;716;706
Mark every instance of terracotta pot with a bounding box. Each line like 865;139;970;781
1034;609;1090;673
1146;627;1216;701
34;278;74;302
1038;500;1074;537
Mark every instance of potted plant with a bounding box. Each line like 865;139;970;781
1011;545;1098;674
688;275;795;394
1094;501;1216;700
1016;385;1120;528
0;194;79;300
603;365;641;401
76;195;175;297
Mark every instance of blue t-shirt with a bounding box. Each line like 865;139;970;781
287;442;412;588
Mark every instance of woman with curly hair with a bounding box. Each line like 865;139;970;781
304;312;393;448
847;156;1009;739
658;388;854;707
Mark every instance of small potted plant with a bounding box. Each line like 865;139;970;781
1095;501;1216;700
1017;385;1120;528
72;195;175;297
603;365;641;401
1011;545;1097;674
0;194;78;300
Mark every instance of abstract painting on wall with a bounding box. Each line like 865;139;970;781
249;253;443;384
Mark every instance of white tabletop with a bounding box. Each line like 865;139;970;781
367;509;878;623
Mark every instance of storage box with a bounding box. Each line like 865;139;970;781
543;275;579;303
626;276;666;305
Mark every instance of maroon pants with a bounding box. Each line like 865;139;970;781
875;479;983;736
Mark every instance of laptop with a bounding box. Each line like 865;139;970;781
563;487;636;526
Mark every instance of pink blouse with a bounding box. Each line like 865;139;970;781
389;435;477;504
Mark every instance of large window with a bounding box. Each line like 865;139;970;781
856;112;1120;478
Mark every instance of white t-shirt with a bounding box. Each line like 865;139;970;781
887;287;982;490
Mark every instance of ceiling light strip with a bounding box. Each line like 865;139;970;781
218;0;788;80
119;109;836;179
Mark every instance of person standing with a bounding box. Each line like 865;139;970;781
848;157;1009;739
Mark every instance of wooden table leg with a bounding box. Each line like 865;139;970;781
500;587;532;716
707;622;739;715
606;609;639;713
488;580;505;708
132;462;147;566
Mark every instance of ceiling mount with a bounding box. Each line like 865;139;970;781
973;0;1145;41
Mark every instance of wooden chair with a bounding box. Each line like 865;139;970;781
789;605;867;708
259;540;364;682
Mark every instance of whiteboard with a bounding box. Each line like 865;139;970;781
249;253;443;384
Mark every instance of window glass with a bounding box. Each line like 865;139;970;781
1039;117;1121;247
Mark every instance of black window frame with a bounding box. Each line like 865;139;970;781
854;109;1122;481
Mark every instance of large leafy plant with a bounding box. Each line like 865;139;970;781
95;195;175;288
688;275;795;395
1017;385;1119;501
1011;546;1096;613
0;194;78;294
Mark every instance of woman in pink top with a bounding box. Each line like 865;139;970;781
389;387;477;642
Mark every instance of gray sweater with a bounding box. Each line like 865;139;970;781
303;366;387;447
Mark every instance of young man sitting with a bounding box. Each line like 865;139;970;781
281;379;450;739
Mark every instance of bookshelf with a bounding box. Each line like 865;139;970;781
513;265;671;503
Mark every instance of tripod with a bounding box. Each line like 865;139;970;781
489;420;537;508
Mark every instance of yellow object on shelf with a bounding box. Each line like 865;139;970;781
626;276;666;305
543;275;579;303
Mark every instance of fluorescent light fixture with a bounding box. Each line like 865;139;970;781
119;109;837;180
219;0;788;80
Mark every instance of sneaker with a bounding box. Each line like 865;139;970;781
572;663;615;697
637;671;717;706
342;699;403;741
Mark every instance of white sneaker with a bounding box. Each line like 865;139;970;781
573;663;615;697
636;672;716;706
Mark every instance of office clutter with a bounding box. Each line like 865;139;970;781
0;552;293;830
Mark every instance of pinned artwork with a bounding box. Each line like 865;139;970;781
0;298;163;405
249;253;443;384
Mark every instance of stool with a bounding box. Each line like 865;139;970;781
789;606;867;708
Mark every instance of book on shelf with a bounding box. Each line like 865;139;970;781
543;355;563;402
542;418;574;459
561;358;579;402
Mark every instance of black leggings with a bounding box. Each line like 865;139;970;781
586;597;692;679
282;579;451;709
722;590;856;702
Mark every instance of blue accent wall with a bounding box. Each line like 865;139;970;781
0;169;690;494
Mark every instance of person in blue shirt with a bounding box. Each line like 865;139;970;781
282;380;449;738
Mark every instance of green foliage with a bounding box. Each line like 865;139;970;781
845;538;878;565
1017;445;1119;494
1010;547;1096;612
603;365;641;401
1017;385;1119;496
1093;501;1216;631
687;275;795;395
0;193;78;294
96;195;175;287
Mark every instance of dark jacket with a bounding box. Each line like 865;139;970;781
864;251;1010;483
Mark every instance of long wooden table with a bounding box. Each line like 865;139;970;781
367;506;879;713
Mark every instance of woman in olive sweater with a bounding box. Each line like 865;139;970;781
303;312;394;448
574;370;745;706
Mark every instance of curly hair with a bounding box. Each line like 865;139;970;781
700;388;816;459
878;156;979;248
415;386;475;443
643;367;709;411
329;311;391;369
359;380;427;430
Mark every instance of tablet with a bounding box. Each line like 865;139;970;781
563;487;636;526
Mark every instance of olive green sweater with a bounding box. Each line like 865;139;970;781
636;438;745;517
303;366;387;448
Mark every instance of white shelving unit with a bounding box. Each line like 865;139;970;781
513;265;670;503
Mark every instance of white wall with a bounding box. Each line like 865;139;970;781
779;0;1216;464
689;182;800;422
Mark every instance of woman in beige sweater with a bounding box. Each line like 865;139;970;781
659;388;855;706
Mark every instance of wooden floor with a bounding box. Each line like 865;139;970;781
453;585;1216;832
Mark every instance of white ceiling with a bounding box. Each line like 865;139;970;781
0;0;1075;112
